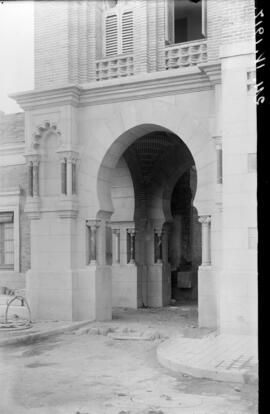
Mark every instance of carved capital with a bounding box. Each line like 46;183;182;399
86;219;101;230
57;149;79;162
154;228;163;237
198;215;211;225
24;153;41;165
212;135;222;150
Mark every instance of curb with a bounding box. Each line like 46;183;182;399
156;339;258;385
0;320;93;347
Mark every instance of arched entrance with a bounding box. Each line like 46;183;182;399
96;124;198;309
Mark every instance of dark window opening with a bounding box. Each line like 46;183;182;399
173;0;206;43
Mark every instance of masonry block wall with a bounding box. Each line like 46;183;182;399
207;0;255;61
0;113;29;289
34;0;255;89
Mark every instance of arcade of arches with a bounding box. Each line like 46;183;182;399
95;130;201;309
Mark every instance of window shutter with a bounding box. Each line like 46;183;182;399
4;223;14;265
201;0;207;37
122;11;133;54
165;0;174;44
105;14;118;57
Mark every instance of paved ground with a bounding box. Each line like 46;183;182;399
157;333;258;384
0;306;258;414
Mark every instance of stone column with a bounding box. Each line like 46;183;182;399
86;220;100;266
127;228;136;264
61;159;67;195
154;228;163;263
199;215;211;266
27;162;33;197
72;161;76;194
213;136;223;184
162;225;169;264
57;150;79;196
112;229;120;264
66;158;73;197
32;160;40;197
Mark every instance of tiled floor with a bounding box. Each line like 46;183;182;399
157;333;258;383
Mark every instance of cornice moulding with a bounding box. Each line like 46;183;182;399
0;188;21;198
0;143;25;156
10;63;221;111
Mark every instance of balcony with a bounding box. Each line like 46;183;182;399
165;40;207;71
96;54;134;81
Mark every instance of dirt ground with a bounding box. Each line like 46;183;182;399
0;306;258;414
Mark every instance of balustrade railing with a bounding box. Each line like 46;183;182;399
165;40;207;71
96;54;134;81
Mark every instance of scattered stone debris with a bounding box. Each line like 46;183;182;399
161;394;172;400
75;324;165;342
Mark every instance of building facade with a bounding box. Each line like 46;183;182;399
0;0;257;335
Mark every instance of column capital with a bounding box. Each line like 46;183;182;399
56;148;79;162
154;227;163;237
212;135;222;150
112;228;120;235
86;219;101;229
199;215;211;225
24;153;41;166
127;228;136;235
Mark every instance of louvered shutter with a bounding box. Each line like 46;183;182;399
122;11;133;54
165;0;174;44
105;14;118;57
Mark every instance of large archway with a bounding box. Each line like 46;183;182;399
96;124;199;309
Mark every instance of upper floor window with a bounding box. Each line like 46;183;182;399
107;0;118;7
0;212;14;270
165;0;206;45
103;1;134;57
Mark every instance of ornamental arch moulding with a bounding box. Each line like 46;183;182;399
30;120;62;153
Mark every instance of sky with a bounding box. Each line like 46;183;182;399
0;1;34;114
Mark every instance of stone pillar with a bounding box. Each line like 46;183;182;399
154;228;163;263
72;161;76;194
66;158;73;196
61;159;67;195
127;228;136;264
213;136;223;184
27;162;33;197
57;150;79;197
112;229;120;264
24;154;41;199
86;220;100;266
32;160;40;197
199;216;211;266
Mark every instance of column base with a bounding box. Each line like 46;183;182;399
219;269;257;336
112;264;139;308
147;263;171;307
26;266;112;322
198;265;218;329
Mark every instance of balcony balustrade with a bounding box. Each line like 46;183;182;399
165;40;207;71
96;54;134;81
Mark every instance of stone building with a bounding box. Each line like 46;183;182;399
0;0;257;335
